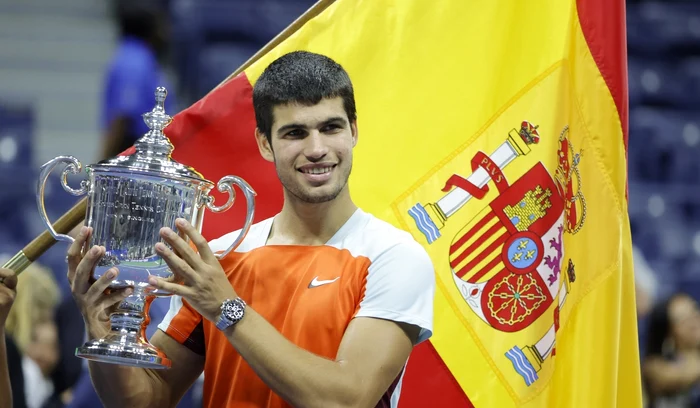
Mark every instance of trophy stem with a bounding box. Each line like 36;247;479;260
75;286;172;369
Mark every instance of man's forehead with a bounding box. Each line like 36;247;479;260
272;97;347;129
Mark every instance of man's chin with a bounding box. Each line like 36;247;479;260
296;185;343;204
300;192;338;204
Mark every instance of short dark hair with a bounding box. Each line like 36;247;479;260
114;1;160;40
252;51;357;143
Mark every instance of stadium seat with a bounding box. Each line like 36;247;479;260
627;2;700;57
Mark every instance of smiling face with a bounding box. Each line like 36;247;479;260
256;97;357;204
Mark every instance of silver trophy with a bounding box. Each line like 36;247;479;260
36;87;256;369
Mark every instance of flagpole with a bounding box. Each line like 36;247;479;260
1;0;337;274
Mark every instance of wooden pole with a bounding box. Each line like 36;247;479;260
1;0;336;275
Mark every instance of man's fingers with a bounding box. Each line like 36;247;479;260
155;241;197;284
175;218;217;264
148;276;188;297
99;287;133;311
67;226;91;283
0;268;17;290
160;224;202;269
85;267;119;304
73;245;104;295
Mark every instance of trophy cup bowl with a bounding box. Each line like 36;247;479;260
35;87;256;369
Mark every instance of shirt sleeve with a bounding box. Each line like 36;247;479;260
354;239;436;345
157;295;206;356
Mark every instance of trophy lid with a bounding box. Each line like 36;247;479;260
88;87;211;185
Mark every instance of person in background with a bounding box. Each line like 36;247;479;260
0;268;23;408
643;292;700;407
5;264;61;408
48;296;86;407
100;0;176;160
633;244;660;319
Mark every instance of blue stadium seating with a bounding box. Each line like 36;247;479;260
169;0;315;100
627;2;700;57
626;0;700;294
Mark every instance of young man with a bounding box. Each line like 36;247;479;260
66;51;435;408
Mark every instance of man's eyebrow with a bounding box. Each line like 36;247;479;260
320;117;348;127
276;117;348;134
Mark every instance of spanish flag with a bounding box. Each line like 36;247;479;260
163;0;642;406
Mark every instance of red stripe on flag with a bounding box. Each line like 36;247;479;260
450;219;503;269
399;341;474;408
449;212;496;254
467;254;504;283
450;218;501;269
576;0;628;198
456;233;508;280
165;74;284;240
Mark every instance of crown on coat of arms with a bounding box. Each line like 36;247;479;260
519;121;540;145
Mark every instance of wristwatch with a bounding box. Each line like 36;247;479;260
215;298;247;331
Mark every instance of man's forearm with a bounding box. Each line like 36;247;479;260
0;331;12;408
224;308;362;408
85;324;167;408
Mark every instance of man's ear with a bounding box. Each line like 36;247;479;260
351;121;358;147
255;128;274;163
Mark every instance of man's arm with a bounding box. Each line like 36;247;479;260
225;310;419;408
0;331;11;408
67;227;204;408
85;324;204;408
643;355;700;395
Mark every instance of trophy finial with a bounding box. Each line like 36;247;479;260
142;86;173;132
155;87;167;109
134;86;175;156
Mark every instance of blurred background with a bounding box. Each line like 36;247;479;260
0;0;697;407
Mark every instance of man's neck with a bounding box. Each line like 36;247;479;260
267;189;358;246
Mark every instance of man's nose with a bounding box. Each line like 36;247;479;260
304;131;329;160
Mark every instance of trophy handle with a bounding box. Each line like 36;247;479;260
205;175;256;259
36;156;89;244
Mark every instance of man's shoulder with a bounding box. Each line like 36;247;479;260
207;217;273;254
336;210;429;263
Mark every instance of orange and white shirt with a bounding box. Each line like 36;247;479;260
157;208;435;408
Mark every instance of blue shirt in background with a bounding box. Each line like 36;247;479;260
102;37;177;147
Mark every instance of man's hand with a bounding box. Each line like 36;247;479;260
148;218;236;323
67;226;132;337
0;268;17;327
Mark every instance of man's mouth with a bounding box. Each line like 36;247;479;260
299;166;335;175
298;164;336;174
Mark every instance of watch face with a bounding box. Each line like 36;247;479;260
223;300;245;321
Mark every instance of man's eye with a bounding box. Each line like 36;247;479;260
322;124;341;133
286;129;304;137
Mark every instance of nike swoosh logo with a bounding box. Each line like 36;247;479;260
308;276;340;288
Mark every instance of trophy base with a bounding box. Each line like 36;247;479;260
76;335;172;369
